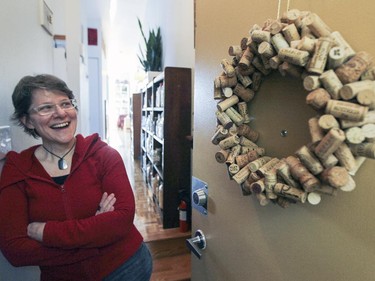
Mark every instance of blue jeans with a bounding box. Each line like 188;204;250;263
103;242;153;281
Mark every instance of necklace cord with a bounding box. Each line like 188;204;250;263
42;140;76;161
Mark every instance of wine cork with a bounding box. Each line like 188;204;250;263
228;45;243;57
361;66;375;81
303;75;321;91
233;84;255;102
221;59;235;77
325;100;368;122
250;178;266;193
273;183;307;203
340;175;356;192
300;25;316;39
297;36;316;53
329;31;356;60
231;144;241;158
252;56;272;76
345;127;365;144
319;70;343;100
276;196;295;208
247;156;272;172
335;51;373;84
225;107;245;126
241;178;254;195
308;116;325;143
214;74;238;88
226;152;235;165
269;55;282;69
237;101;251;123
217;95;239;112
362;123;375;141
315;184;338;196
263;169;278;199
307;37;333;75
320;154;339;169
235;149;262;168
321;166;349;188
333;143;357;172
219;135;240;150
238;47;255;71
251;29;271;43
258;41;276;59
282;24;301;44
295;145;324;175
255;192;270;206
340;110;375;129
268;20;285;35
271;33;290;52
216;111;234;129
285;155;320;192
327;46;346;70
222;87;233;98
339;80;375;100
314;128;346;159
251;72;263;91
255;157;280;178
214;86;224;100
349;142;375;158
318;114;339;130
228;163;240;176
357;89;375;109
235;67;253;88
278;48;310;67
239;136;257;148
306;88;331;110
211;125;228;145
275;159;300;188
237;124;259;142
232;165;250;184
215;149;229;163
303;13;332;37
307;192;321;205
283;9;302;24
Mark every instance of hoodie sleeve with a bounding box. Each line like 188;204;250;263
0;159;99;267
42;144;138;249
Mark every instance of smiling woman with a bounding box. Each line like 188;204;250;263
0;74;153;281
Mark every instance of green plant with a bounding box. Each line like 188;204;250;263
137;18;162;72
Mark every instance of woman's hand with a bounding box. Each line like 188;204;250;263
27;222;46;242
96;192;116;215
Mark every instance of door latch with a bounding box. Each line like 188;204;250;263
186;229;206;259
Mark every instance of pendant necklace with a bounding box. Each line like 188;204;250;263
42;140;76;170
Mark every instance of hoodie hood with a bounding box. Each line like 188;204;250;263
0;133;107;189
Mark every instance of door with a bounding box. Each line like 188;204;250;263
191;0;375;280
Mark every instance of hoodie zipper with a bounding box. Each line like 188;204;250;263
60;184;73;219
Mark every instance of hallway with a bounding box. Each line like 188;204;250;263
108;128;191;281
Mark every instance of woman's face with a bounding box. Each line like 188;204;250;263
23;89;77;146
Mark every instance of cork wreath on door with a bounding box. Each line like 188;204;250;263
212;9;375;208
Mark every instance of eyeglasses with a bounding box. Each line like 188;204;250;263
30;99;78;116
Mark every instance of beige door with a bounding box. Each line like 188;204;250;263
191;0;375;280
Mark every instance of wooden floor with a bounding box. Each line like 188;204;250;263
109;128;191;281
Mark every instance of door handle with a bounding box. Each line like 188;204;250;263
186;229;206;259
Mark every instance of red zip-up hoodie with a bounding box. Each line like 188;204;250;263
0;134;143;280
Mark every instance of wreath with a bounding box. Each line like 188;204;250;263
212;9;375;208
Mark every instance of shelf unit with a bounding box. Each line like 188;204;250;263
130;93;142;159
141;67;192;229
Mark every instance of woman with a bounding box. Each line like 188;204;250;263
0;74;152;281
